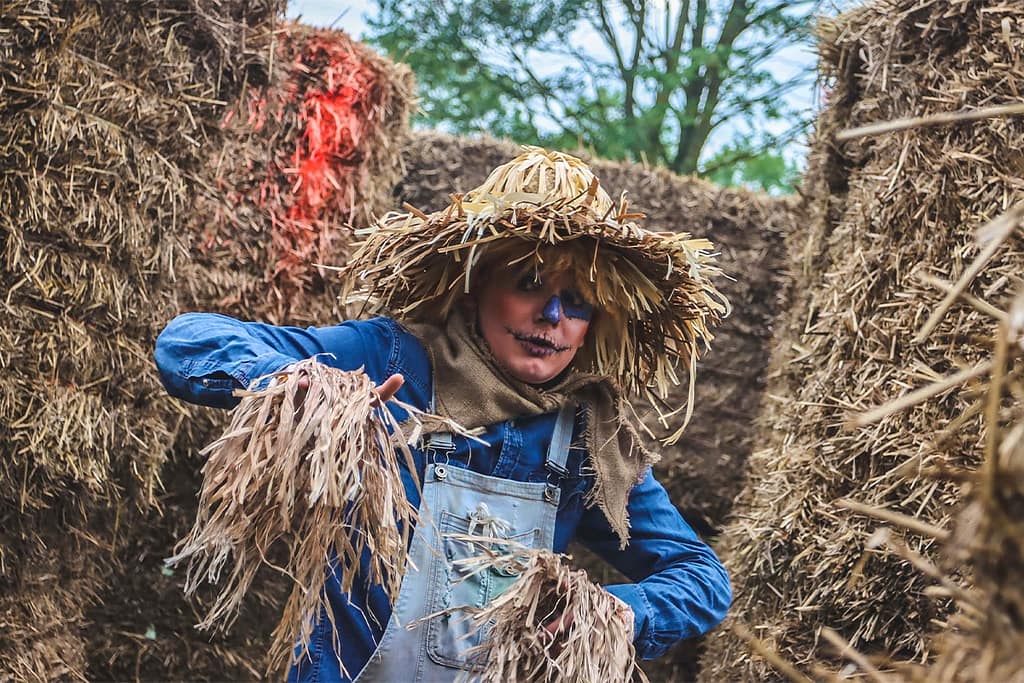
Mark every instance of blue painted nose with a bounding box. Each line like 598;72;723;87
541;295;562;324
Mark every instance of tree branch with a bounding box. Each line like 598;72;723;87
504;48;585;141
594;1;628;84
674;0;750;173
626;1;646;118
698;119;811;176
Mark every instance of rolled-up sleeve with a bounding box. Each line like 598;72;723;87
575;469;732;659
153;312;379;409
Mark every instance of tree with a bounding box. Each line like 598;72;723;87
366;0;820;191
705;139;801;194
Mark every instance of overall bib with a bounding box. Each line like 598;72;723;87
354;403;576;682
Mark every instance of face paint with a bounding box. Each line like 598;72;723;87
557;289;594;321
542;295;562;324
478;268;592;384
516;274;594;323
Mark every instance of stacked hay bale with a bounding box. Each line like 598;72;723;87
399;130;798;679
923;294;1024;682
1;4;414;680
0;1;282;679
177;23;414;325
701;0;1024;678
84;25;414;683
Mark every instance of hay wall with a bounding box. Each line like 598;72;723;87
0;2;281;679
399;130;800;678
0;4;414;680
923;304;1024;682
701;1;1024;678
85;26;414;683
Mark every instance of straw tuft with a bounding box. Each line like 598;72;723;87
166;360;421;675
422;541;644;683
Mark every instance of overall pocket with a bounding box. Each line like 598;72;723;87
426;508;540;669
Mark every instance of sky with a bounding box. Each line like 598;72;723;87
287;0;374;29
285;1;830;174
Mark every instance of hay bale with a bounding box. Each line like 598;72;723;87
0;1;281;679
83;450;288;682
76;28;410;683
179;22;415;326
701;1;1024;678
81;23;414;682
397;130;798;679
921;297;1024;682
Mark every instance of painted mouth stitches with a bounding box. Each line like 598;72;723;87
507;327;571;353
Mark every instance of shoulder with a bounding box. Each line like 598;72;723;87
349;317;431;398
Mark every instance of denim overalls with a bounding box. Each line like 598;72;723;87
354;403;576;682
155;313;734;678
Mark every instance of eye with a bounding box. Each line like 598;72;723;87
561;288;585;307
515;273;543;292
559;288;594;321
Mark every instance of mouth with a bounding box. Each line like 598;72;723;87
507;327;571;357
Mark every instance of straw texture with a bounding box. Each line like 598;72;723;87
94;24;413;682
919;294;1024;682
701;1;1024;679
422;542;643;683
1;1;281;679
1;4;415;679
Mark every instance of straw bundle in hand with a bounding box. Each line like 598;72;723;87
441;542;644;683
167;359;419;672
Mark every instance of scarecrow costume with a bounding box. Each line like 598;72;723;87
155;148;732;682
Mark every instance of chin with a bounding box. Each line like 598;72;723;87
507;359;564;385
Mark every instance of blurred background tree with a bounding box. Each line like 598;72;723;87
366;0;821;193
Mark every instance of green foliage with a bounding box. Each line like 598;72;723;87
705;140;801;194
367;0;820;185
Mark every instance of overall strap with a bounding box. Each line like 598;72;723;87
544;403;576;485
426;382;456;463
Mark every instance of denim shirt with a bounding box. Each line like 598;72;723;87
154;313;732;682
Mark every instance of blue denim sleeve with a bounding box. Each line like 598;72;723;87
153;312;388;409
575;468;732;659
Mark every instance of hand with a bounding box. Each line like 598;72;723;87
373;373;405;405
540;595;632;656
611;594;634;632
539;610;574;655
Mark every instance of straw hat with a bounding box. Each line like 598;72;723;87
342;146;730;419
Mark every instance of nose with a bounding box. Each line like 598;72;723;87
541;295;562;324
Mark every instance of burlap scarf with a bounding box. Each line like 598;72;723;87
404;310;658;548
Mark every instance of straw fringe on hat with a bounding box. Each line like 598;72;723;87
342;146;730;440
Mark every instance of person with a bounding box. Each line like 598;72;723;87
155;147;732;682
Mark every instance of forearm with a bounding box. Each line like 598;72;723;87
153;312;359;408
603;548;731;658
578;470;732;659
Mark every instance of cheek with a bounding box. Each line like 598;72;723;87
482;291;531;326
565;319;590;347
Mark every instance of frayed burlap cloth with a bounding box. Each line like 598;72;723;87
406;310;657;548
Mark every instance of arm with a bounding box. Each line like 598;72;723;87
575;469;732;659
153;312;380;409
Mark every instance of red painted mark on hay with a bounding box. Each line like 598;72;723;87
258;33;378;291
